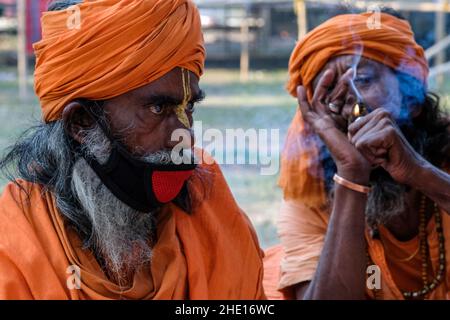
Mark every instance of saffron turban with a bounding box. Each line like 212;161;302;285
279;12;429;208
286;12;428;100
33;0;205;123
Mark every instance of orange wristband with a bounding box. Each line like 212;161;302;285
333;173;371;194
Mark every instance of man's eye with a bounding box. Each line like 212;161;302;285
186;102;195;113
149;105;164;115
354;75;373;85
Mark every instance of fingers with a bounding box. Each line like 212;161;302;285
297;85;310;113
322;68;354;131
350;114;391;145
373;147;388;157
312;69;335;114
347;109;397;165
297;85;316;125
327;68;353;113
355;128;390;155
352;126;394;165
348;108;394;138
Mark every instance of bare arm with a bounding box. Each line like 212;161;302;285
294;71;372;299
294;171;368;299
406;160;450;213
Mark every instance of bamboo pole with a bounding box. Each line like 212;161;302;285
435;0;448;86
17;0;28;101
294;0;307;40
240;17;250;82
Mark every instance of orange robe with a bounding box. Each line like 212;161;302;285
0;161;265;299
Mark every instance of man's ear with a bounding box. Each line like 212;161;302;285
62;101;95;144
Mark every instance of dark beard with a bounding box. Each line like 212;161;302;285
365;167;407;229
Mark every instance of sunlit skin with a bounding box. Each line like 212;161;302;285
62;67;204;156
294;55;450;300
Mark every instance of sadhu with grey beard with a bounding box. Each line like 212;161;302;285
263;9;450;299
0;0;265;299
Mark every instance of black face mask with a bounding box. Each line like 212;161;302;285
69;102;197;213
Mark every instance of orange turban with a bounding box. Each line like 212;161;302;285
34;0;205;123
286;12;428;99
280;13;429;208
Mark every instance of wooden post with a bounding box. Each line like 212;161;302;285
294;0;307;40
435;0;448;86
17;0;28;101
240;16;250;83
260;5;271;54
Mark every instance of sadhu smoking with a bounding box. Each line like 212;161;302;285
271;8;450;300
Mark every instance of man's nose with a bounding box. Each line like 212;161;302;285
166;129;194;149
165;113;195;149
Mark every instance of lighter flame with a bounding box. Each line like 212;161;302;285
353;103;361;117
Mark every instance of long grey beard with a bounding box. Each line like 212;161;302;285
365;170;407;229
71;158;155;284
70;124;181;284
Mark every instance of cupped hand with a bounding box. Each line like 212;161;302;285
297;69;371;184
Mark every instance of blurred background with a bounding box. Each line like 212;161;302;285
1;0;450;248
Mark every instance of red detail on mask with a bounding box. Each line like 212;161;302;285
152;170;194;203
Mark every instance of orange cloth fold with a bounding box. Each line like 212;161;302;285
0;157;265;299
286;12;428;99
364;213;450;299
34;0;205;123
279;12;428;209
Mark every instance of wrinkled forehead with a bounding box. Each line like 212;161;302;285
141;67;200;100
325;55;380;69
109;67;201;106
